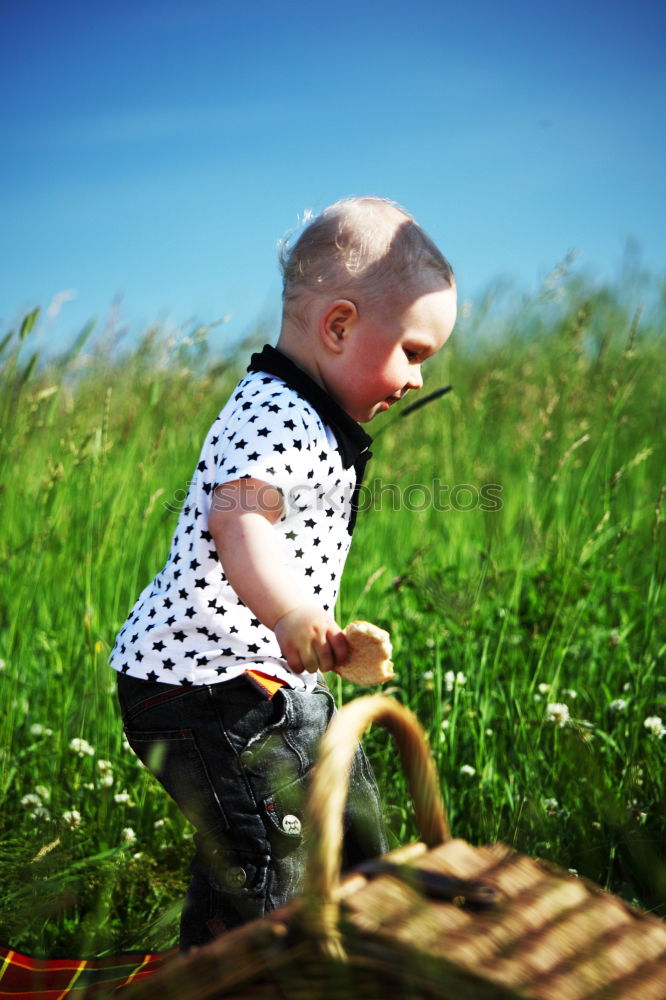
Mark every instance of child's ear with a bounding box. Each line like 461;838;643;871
321;300;357;353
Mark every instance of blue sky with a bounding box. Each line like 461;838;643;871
1;0;664;352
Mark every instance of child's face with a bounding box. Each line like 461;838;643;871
323;282;457;423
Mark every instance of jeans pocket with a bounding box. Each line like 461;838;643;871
124;726;230;835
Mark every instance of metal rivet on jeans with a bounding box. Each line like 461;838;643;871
224;866;247;888
282;814;302;835
240;749;254;767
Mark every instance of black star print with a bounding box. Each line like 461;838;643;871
162;658;174;670
285;530;297;540
283;419;295;430
250;617;261;628
184;607;196;619
136;651;144;661
293;439;302;450
304;518;316;528
202;482;212;495
313;584;322;594
200;529;212;541
211;435;219;445
194;578;207;590
247;451;259;461
184;649;197;659
267;403;279;413
152;640;166;651
180;678;193;687
257;427;270;437
305;566;314;577
208;548;218;561
273;443;286;454
131;633;139;643
221;647;233;656
146;670;158;682
179;589;188;599
166;615;176;626
163;597;173;608
185;524;194;535
197;460;207;472
190;559;200;570
235;438;247;450
173;630;187;642
295;548;304;558
247;643;259;654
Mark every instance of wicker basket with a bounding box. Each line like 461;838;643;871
123;695;666;999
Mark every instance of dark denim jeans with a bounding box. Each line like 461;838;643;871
116;672;387;949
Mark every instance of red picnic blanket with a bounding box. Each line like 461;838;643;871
0;946;177;998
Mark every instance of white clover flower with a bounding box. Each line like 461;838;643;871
83;782;95;791
537;682;551;695
153;818;167;829
0;659;5;671
69;737;94;757
30;724;45;736
21;793;42;809
546;703;570;727
114;791;133;805
422;670;434;681
97;759;113;774
132;851;143;860
31;806;51;821
485;728;493;737
35;785;50;802
63;809;82;828
121;827;137;844
643;716;666;738
563;689;577;700
544;797;559;816
99;773;114;787
444;670;467;692
609;698;628;712
459;764;476;777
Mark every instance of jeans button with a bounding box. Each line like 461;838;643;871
240;749;254;767
224;866;247;889
282;814;301;835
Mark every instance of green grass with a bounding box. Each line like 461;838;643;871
0;272;664;955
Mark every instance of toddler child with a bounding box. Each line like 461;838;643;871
111;197;457;949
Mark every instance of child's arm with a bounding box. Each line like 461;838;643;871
209;479;349;674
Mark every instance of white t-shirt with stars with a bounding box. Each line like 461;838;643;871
109;358;369;691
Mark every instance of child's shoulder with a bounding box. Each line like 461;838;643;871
211;370;328;443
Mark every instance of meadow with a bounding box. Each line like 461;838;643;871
0;266;664;956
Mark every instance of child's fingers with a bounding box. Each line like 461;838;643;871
327;629;349;668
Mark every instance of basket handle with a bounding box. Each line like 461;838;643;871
305;694;450;908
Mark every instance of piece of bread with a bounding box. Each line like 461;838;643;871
338;621;394;686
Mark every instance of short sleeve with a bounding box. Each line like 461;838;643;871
211;378;327;508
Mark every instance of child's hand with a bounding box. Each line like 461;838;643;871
273;605;349;674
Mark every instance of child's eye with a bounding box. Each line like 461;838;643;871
404;349;420;362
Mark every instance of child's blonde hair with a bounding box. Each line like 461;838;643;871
279;197;454;325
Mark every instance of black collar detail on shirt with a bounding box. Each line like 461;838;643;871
247;344;372;470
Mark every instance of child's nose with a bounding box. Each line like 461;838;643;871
406;367;423;390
